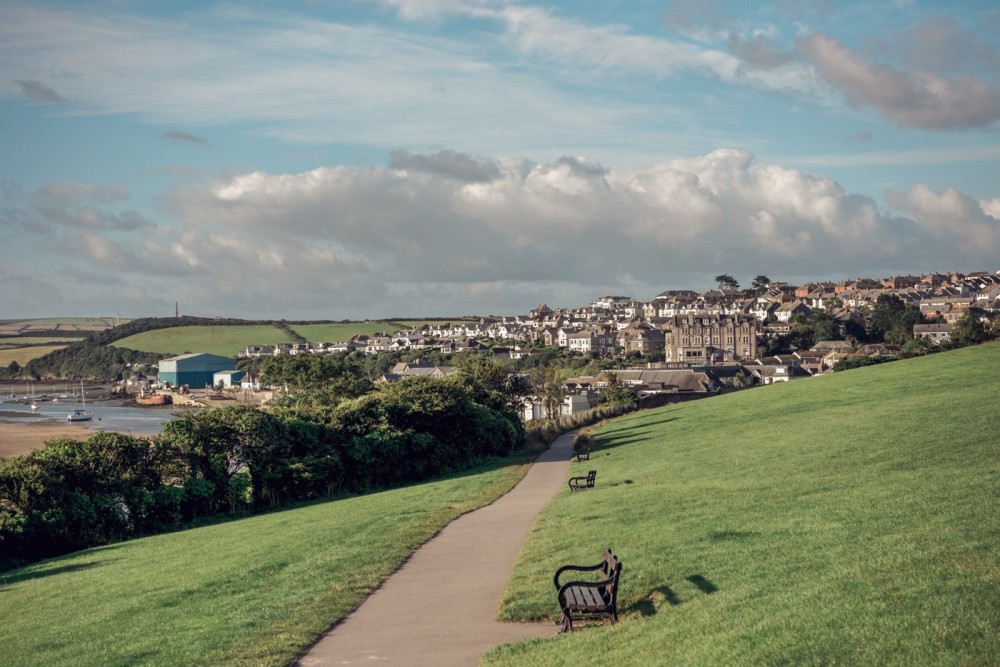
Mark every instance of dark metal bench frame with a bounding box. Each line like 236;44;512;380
576;444;591;462
553;548;622;632
568;470;597;492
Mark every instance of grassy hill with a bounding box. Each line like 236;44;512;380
487;343;1000;665
2;345;996;665
0;454;535;667
111;324;290;357
111;322;404;357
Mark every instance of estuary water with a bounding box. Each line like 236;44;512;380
0;396;191;436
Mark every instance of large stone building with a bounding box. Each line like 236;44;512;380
660;314;757;364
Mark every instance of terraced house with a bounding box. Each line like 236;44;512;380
661;314;758;363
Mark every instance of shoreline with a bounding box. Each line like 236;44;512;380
0;419;103;458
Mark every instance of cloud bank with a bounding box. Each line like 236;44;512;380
5;149;994;318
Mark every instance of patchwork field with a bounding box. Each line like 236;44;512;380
0;318;122;335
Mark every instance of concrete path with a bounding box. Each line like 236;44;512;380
298;431;576;667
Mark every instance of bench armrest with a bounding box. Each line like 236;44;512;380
554;562;605;589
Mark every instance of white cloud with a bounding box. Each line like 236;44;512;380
5;148;998;317
886;185;1000;256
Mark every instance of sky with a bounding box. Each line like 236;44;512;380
1;0;999;320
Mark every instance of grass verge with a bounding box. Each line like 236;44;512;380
486;344;1000;665
0;452;536;666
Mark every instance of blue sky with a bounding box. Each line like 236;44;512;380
2;0;999;320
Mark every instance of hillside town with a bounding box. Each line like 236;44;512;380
185;270;997;421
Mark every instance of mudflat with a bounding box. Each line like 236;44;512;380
0;420;99;458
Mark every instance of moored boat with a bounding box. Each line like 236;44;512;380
66;381;94;422
136;393;172;406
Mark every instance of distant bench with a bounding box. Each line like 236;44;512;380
568;470;596;492
575;443;591;462
554;548;623;632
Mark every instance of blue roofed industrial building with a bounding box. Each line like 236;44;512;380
158;353;237;389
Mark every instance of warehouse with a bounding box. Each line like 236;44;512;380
158;353;237;389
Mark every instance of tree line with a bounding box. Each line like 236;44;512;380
0;359;525;570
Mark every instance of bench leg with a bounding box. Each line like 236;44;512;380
560;612;573;633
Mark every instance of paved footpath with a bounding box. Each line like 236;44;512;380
298;431;576;667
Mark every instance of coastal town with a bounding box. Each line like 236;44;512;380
157;269;993;421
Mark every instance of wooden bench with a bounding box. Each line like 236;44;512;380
575;444;591;462
568;470;596;492
553;548;622;632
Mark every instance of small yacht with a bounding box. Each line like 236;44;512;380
67;381;94;422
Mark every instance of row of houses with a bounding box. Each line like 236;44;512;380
232;271;995;365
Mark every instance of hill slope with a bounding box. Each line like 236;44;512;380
488;343;1000;665
0;455;534;666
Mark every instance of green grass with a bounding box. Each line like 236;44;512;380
486;344;1000;665
287;322;400;342
0;336;82;345
0;344;69;366
0;453;536;666
112;325;289;357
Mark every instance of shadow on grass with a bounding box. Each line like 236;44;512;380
0;560;115;589
589;416;680;455
686;574;718;594
626;585;683;617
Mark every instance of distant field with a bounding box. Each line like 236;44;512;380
288;322;401;342
0;345;68;367
111;325;289;357
0;317;123;331
0;336;82;347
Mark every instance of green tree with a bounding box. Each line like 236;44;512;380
751;275;771;296
535;365;565;420
867;294;920;343
715;274;740;291
597;372;637;406
947;311;994;348
453;355;532;413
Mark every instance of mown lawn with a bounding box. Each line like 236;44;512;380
0;453;536;666
111;325;289;357
487;343;1000;665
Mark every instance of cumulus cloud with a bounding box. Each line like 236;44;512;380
390;149;501;182
155;149;997;313
5;148;998;318
886;185;1000;256
15;79;68;104
798;32;1000;129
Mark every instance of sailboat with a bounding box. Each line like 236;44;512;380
67;381;94;422
29;382;38;412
